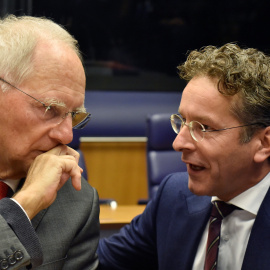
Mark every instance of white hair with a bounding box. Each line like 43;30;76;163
0;15;82;89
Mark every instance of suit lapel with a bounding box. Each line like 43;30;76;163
185;195;212;267
169;193;212;269
242;187;270;270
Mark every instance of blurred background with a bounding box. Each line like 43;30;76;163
2;0;270;212
1;0;270;91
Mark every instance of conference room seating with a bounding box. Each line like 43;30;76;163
145;113;187;200
77;90;181;137
69;90;183;204
68;129;88;180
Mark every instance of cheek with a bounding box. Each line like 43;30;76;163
1;112;46;154
204;141;253;183
2;129;34;154
198;141;234;180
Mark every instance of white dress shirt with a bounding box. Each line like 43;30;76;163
1;178;20;193
192;172;270;270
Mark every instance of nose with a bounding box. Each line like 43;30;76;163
49;116;73;144
172;125;196;152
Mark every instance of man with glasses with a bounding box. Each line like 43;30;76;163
98;43;270;269
0;15;99;269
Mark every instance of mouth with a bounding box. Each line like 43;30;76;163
182;158;206;172
31;149;49;158
189;164;205;171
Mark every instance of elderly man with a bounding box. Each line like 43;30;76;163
0;15;99;269
98;43;270;269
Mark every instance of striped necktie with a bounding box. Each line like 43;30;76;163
0;181;11;199
204;201;238;270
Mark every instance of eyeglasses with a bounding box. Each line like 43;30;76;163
0;78;91;129
170;114;263;142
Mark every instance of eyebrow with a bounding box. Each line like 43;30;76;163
43;97;86;112
179;110;217;125
43;98;66;107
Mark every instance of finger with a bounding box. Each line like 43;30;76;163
46;144;68;155
58;158;82;191
46;145;80;163
65;146;80;164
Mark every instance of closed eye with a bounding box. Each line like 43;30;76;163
71;111;80;119
44;104;62;119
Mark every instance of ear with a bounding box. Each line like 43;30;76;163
254;127;270;163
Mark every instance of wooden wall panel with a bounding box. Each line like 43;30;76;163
80;141;148;205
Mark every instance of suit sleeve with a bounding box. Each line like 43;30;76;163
97;175;175;270
0;198;43;269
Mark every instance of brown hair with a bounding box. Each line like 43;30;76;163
178;43;270;142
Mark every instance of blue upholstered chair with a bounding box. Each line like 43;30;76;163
68;129;88;181
146;113;187;200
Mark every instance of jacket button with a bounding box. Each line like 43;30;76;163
8;255;16;265
0;259;9;269
14;250;23;261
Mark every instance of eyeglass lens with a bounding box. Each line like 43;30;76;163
0;77;91;130
170;114;204;142
43;104;91;129
73;113;91;129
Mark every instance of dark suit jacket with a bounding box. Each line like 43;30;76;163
98;172;270;270
0;178;99;270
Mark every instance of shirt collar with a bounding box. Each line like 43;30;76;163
212;172;270;216
1;179;21;193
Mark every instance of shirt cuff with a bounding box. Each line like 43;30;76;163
10;198;31;221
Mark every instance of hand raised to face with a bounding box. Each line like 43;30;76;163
13;145;83;219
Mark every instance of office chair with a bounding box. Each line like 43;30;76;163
68;129;88;181
146;113;187;200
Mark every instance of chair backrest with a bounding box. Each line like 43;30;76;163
79;90;181;137
146;113;187;199
68;129;88;180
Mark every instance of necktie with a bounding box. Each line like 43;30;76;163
0;181;10;199
204;201;238;270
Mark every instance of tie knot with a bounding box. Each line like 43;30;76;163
0;181;11;199
211;201;238;220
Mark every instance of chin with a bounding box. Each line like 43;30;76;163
188;178;211;196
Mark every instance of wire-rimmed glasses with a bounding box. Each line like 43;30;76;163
0;77;91;129
170;114;264;142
